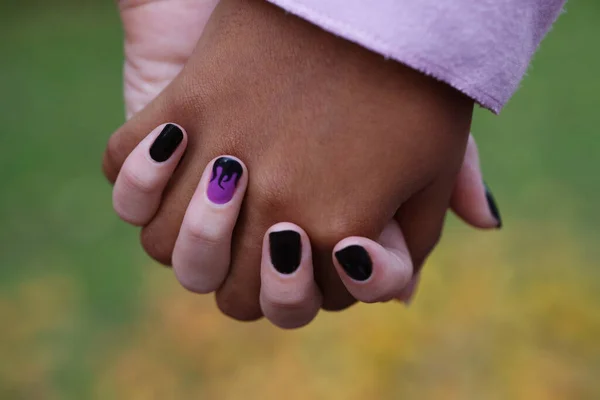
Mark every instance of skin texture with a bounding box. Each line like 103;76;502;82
112;126;497;329
105;0;476;320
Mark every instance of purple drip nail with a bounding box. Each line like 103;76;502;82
207;157;243;204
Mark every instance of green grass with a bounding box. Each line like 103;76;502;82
0;4;143;310
0;5;145;397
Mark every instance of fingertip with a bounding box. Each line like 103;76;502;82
451;177;502;230
451;134;502;230
112;123;188;226
396;273;420;306
260;223;321;329
204;155;248;206
333;236;412;304
266;223;312;271
333;238;374;283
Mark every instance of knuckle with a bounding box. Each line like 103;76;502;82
311;214;366;248
321;291;356;311
102;135;121;184
120;167;158;195
140;226;175;266
424;231;443;258
251;176;291;215
183;220;225;249
215;292;263;322
413;232;442;269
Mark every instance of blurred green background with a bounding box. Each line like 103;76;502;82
1;1;599;399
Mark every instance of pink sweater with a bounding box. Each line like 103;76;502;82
266;0;566;113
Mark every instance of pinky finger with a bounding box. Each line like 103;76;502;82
450;134;502;229
332;220;413;304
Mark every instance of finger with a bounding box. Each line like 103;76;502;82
450;134;502;229
396;272;420;305
214;187;273;321
172;156;248;294
333;220;413;303
260;223;322;329
103;76;212;267
112;123;187;226
103;92;177;185
395;174;456;275
215;183;355;322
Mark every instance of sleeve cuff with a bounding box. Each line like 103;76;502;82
267;0;565;114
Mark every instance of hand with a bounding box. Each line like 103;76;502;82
120;0;219;118
107;0;501;320
111;128;498;328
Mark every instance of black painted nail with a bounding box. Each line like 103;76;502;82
335;245;372;281
269;231;302;274
149;124;184;162
484;182;502;229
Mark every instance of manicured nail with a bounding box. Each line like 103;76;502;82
149;124;184;162
484;182;502;229
269;231;302;274
335;245;372;281
207;157;243;204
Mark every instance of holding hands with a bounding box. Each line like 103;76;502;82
111;123;496;328
106;0;501;328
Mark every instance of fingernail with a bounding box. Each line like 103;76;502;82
335;245;372;281
269;231;302;274
207;157;243;204
149;124;184;162
484;182;502;229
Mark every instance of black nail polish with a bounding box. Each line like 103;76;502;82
484;182;502;229
149;124;183;162
335;245;372;281
269;231;302;274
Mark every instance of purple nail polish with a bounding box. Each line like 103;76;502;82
207;157;243;204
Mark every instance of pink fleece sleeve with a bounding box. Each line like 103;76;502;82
266;0;565;113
